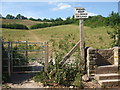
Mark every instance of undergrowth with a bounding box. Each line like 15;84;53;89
33;33;85;88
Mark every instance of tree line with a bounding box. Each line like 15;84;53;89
30;17;74;29
0;14;65;22
84;11;120;28
0;11;120;30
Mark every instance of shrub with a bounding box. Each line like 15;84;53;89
1;23;29;30
34;34;84;87
30;21;74;29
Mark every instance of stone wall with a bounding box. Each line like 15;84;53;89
86;47;120;76
87;47;97;76
96;49;114;66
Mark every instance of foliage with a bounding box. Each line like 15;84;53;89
34;34;84;87
107;25;120;47
33;71;49;85
6;14;15;19
1;23;29;30
2;11;120;29
29;17;41;21
105;12;120;47
15;14;27;19
107;11;120;26
84;15;108;28
5;14;28;20
30;20;74;29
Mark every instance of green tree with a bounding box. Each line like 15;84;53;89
107;25;120;47
16;14;27;19
29;17;36;21
6;14;15;19
108;11;120;26
84;15;107;28
55;17;63;21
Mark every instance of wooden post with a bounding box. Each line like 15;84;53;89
8;42;11;77
26;41;28;64
0;39;2;88
10;42;13;73
45;42;49;72
79;19;85;69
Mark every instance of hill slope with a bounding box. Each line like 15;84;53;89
2;24;114;49
1;19;49;27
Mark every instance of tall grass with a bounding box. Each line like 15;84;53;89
2;24;114;49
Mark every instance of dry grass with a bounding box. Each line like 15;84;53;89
2;24;114;49
0;19;49;27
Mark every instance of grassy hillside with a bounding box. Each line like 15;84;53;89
2;24;114;49
0;19;49;27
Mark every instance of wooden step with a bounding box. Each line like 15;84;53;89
95;65;118;74
95;73;120;80
98;79;120;87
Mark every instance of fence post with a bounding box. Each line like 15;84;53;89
26;41;28;64
10;42;13;73
0;39;2;89
8;42;11;78
45;42;49;72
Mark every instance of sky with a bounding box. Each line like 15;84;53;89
1;2;119;19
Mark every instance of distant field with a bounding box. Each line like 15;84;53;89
2;24;114;49
0;19;49;27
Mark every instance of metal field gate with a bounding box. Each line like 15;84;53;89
2;41;49;77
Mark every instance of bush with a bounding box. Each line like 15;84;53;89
30;20;74;29
34;34;83;87
84;15;108;28
1;23;29;30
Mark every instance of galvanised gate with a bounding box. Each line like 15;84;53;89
2;41;49;77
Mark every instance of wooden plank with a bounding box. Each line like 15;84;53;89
4;41;46;44
59;41;80;65
11;50;46;52
13;65;43;67
12;71;41;73
50;41;80;77
45;42;49;72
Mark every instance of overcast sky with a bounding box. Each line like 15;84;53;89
1;2;118;19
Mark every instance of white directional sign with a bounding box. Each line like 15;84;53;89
74;7;88;19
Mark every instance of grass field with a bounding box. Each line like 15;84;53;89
0;19;49;27
2;24;114;49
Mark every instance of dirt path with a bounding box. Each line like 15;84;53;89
4;73;43;88
28;30;40;42
4;62;44;88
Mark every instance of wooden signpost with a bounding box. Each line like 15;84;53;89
50;7;88;76
74;7;88;68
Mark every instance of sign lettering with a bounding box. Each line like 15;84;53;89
74;7;88;19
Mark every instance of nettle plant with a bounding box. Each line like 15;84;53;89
34;34;84;87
